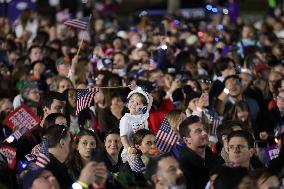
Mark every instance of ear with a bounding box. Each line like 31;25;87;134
183;136;191;145
249;148;254;158
135;144;141;150
43;107;49;115
151;175;160;185
222;135;227;143
59;138;65;148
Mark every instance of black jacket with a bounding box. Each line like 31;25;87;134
46;154;73;189
178;146;224;189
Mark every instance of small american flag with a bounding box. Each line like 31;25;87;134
76;88;98;115
131;157;145;173
64;16;90;30
156;118;178;153
35;138;50;168
10;127;28;141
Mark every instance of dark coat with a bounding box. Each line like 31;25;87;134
46;154;73;189
178;146;224;189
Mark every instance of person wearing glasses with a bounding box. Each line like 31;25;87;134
227;130;257;169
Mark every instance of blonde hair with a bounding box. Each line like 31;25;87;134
166;109;184;131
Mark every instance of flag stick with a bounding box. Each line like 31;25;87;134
76;14;92;57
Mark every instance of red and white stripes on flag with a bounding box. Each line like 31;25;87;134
64;16;89;30
35;138;50;168
156;118;178;153
76;88;98;115
12;127;28;140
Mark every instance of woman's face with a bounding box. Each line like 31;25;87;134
111;97;124;108
68;89;76;108
237;111;249;123
77;135;96;159
137;134;157;154
58;79;72;93
94;90;104;104
105;134;122;156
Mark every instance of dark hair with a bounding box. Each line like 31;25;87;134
179;115;201;138
144;153;173;186
214;57;236;77
223;75;241;86
65;129;99;179
43;125;68;148
103;129;120;141
43;113;68;130
248;168;277;187
213;166;249;189
216;120;244;144
28;45;42;55
225;101;252;129
40;92;65;109
227;130;255;149
132;129;154;146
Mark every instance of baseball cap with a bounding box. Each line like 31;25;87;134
56;57;71;66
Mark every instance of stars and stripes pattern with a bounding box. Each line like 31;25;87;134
11;127;28;140
64;16;90;30
76;88;98;115
35;138;50;168
156;118;178;153
131;157;145;173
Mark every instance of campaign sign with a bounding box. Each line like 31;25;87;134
3;104;41;130
265;145;279;162
0;145;16;169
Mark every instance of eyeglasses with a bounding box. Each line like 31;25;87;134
277;96;284;102
228;144;249;152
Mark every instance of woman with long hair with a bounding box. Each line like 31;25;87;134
65;129;103;180
224;100;253;130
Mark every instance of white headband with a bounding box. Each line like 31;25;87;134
127;87;150;104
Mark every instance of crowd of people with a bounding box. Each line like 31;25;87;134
0;0;284;188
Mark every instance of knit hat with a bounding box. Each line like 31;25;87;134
23;168;45;189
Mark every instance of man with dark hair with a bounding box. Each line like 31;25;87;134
44;124;72;189
40;92;65;127
216;120;245;162
178;115;224;189
227;130;255;169
145;153;186;189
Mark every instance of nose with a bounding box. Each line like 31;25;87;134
201;130;208;136
176;168;183;176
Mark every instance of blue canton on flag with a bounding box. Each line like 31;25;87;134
76;88;98;115
156;118;178;153
35;137;50;168
64;16;90;30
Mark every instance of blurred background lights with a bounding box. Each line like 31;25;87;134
212;7;218;13
223;8;229;15
206;4;213;11
136;42;143;48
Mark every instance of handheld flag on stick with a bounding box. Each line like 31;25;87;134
156;118;178;153
35;137;50;168
64;16;90;30
76;88;98;115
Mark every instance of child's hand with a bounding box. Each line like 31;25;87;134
128;146;137;154
129;81;137;91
